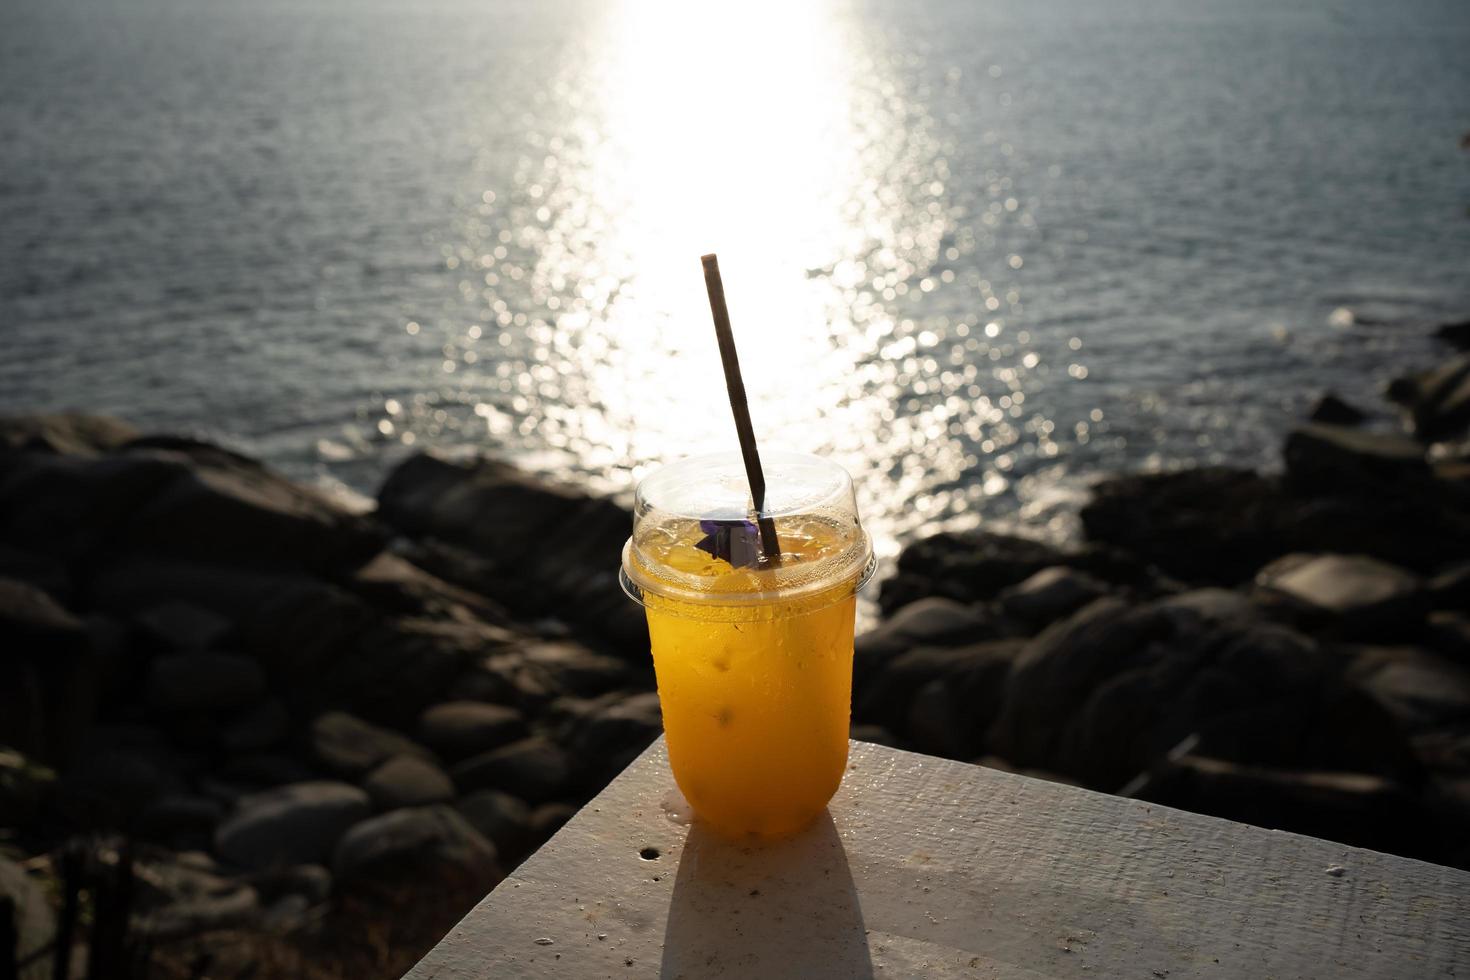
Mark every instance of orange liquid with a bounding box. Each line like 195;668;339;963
640;521;859;839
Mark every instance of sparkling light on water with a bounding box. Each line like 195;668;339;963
392;0;1079;567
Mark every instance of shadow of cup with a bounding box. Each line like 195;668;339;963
660;810;873;979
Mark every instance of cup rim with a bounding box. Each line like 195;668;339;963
619;538;877;611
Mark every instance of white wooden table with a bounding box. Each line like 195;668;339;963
406;739;1470;979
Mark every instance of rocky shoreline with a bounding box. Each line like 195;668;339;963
3;319;1469;977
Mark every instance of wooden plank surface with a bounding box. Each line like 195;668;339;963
405;739;1470;979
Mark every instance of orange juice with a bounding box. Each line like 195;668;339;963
621;452;872;839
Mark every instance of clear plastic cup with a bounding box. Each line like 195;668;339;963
620;451;875;839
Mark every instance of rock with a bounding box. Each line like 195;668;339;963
211;755;319;796
856;597;994;661
529;803;577;842
145;652;266;712
261;893;311;933
450;736;570;803
1348;647;1470;731
133;601;233;652
0;411;139;456
136;794;226;851
1256;553;1424;631
0;747;54;826
1283;423;1429;491
454;790;534;860
877;532;1068;614
0;452;183;561
117;440;386;571
855;639;1023;753
1081;465;1470;581
1436;318;1470;351
57;735;189;826
132;855;260;940
1308;393;1368;426
566;691;663;788
1387;354;1470;442
309;711;435;778
348;550;515;626
332;805;500;893
1136;755;1428;859
0;544;70;603
998;566;1110;626
0;577;96;761
320;616;501;729
221;698;291;752
214;781;371;870
1429;562;1470;609
1151;588;1261;625
419;701;527;761
377;453;640;651
518;640;634;697
247;863;332;904
86;556;318;622
0;432;384;571
985;596;1418;790
0;855;57;980
1081;468;1280;584
1425;612;1470;663
448;660;522;705
362;755;456;810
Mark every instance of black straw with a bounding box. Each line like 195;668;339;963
701;253;782;563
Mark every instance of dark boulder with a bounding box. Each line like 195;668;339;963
135;794;227;851
419;701;528;761
1347;646;1470;732
214;781;371;870
362;755;456;811
856;639;1023;756
85;557;318;622
856;597;994;663
1435;318;1470;351
132;854;261;940
332;805;500;894
1307;393;1368;426
347;550;516;626
320;616;502;728
56;726;191;825
1136;754;1430;860
1387;354;1470;442
221;699;291;752
998;566;1110;627
877;531;1068;614
1283;423;1429;491
377;453;641;653
450;735;570;803
309;711;435;779
0;411;138;457
986;596;1418;791
116;441;385;571
529;803;577;843
565;691;663;789
1081;465;1470;581
1429;562;1470;609
1255;553;1425;634
0;577;99;761
454;790;534;861
0;442;382;571
133;601;233;653
145;652;266;713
